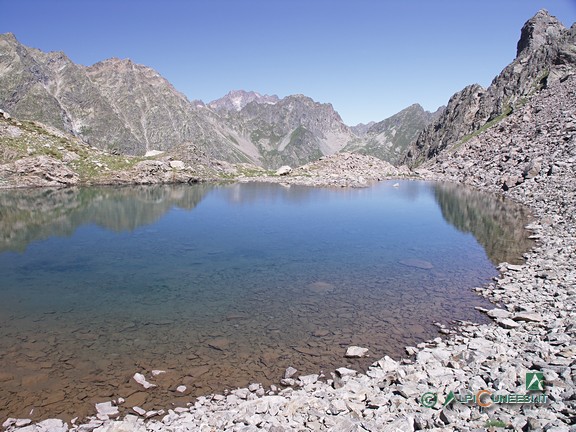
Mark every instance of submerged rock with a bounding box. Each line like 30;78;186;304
345;346;369;358
398;258;434;269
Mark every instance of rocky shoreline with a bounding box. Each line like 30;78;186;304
2;80;575;432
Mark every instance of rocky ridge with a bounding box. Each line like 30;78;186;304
238;152;413;188
219;94;356;168
4;75;575;430
345;104;442;165
405;9;576;166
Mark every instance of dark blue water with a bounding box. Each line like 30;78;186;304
0;181;532;421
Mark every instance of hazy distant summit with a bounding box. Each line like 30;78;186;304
208;90;279;113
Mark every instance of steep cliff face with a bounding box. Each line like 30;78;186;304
344;104;442;165
405;10;576;166
0;33;140;153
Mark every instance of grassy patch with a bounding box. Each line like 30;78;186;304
452;105;513;152
484;419;507;428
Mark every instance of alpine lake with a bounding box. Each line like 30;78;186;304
0;180;534;421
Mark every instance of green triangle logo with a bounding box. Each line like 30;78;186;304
526;372;545;391
443;391;455;407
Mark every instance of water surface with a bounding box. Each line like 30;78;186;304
0;181;533;421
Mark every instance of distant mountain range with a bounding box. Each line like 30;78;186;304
1;10;574;169
0;34;436;168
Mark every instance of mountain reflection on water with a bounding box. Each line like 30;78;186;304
0;184;213;252
0;181;533;265
432;183;533;265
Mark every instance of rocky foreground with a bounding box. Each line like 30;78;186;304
3;78;575;431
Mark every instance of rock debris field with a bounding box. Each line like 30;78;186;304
3;78;576;432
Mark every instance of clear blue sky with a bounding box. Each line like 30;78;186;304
1;0;575;125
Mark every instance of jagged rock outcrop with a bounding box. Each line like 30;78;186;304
420;72;576;220
345;104;442;165
405;10;576;166
208;90;279;113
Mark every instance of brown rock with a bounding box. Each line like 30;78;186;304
124;392;149;408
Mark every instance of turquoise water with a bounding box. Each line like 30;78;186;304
0;181;532;421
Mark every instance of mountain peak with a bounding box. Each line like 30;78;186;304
208;90;279;113
516;9;565;57
0;32;18;43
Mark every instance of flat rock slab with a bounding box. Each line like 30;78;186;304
345;346;369;358
95;401;119;418
124;392;149;407
207;337;230;351
293;346;322;357
399;259;433;270
496;318;521;329
513;311;544;322
487;308;512;319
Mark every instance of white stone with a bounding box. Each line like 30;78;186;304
496;318;521;329
284;366;298;379
145;150;164;157
37;419;67;432
487;308;512;319
2;419;16;428
345;346;369;358
176;385;187;393
335;367;357;377
377;355;399;372
275;165;292;176
132;406;146;416
133;372;156;389
169;160;185;170
298;374;319;386
513;311;544;322
145;410;164;419
95;401;119;418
